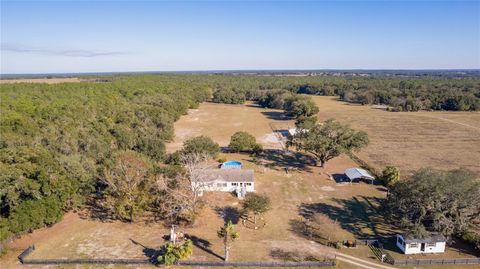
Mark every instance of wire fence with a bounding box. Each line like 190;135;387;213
178;260;336;267
394;258;480;266
18;245;336;267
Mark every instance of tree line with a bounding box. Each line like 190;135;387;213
210;76;480;111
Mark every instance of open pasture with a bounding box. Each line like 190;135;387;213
311;96;480;176
166;101;295;152
0;77;81;84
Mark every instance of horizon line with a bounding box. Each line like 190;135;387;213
2;68;479;77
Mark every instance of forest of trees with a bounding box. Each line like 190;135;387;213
0;75;211;245
1;73;479;250
210;75;480;111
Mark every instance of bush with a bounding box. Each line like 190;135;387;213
229;131;261;152
381;166;400;186
295;116;318;129
258;90;293;109
181;136;219;158
158;240;193;265
283;96;319;118
461;230;480;250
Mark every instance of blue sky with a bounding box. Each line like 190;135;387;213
1;1;479;73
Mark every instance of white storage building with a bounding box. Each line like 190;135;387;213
396;234;446;255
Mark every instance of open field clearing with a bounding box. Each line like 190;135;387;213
0;78;81;84
166;102;295;152
3;100;479;269
311;96;480;176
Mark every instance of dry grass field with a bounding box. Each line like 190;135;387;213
311;96;480;176
0;78;81;84
3;152;383;268
2;99;479;269
166;101;295;152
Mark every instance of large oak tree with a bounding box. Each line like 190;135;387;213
384;168;480;240
287;119;369;168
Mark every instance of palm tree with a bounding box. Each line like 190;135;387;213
217;220;239;261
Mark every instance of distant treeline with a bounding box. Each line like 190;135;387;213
211;76;480;111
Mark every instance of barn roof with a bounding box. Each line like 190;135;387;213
197;169;254;182
344;168;375;180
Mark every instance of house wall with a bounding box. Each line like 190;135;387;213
193;181;254;193
397;235;446;254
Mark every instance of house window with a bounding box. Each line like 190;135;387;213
217;183;227;187
409;243;418;248
246;183;252;186
231;183;238;186
427;242;436;247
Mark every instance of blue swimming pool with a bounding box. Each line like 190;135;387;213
221;161;242;169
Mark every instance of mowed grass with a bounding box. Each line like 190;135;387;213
311;96;480;176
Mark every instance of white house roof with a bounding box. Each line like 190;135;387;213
344;168;375;180
198;169;254;183
288;128;308;136
399;234;446;244
288;128;298;136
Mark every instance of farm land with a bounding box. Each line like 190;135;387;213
2;97;480;269
0;78;81;84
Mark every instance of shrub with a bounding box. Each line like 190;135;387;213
181;136;219;158
242;193;271;224
229;131;261;152
158;240;193;265
381;166;400;186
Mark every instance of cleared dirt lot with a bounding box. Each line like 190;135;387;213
311;96;480;176
0;78;81;84
166;102;295;152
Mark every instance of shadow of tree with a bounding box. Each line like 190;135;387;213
288;219;328;244
186;235;224;261
296;197;397;239
77;198;115;223
215;206;241;224
130;238;162;264
331;173;349;183
259;149;316;172
261;111;290;121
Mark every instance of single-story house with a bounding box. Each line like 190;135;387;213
192;169;254;198
344;168;375;184
396;234;446;254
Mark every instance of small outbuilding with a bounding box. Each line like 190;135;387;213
396;234;446;255
344;168;375;184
